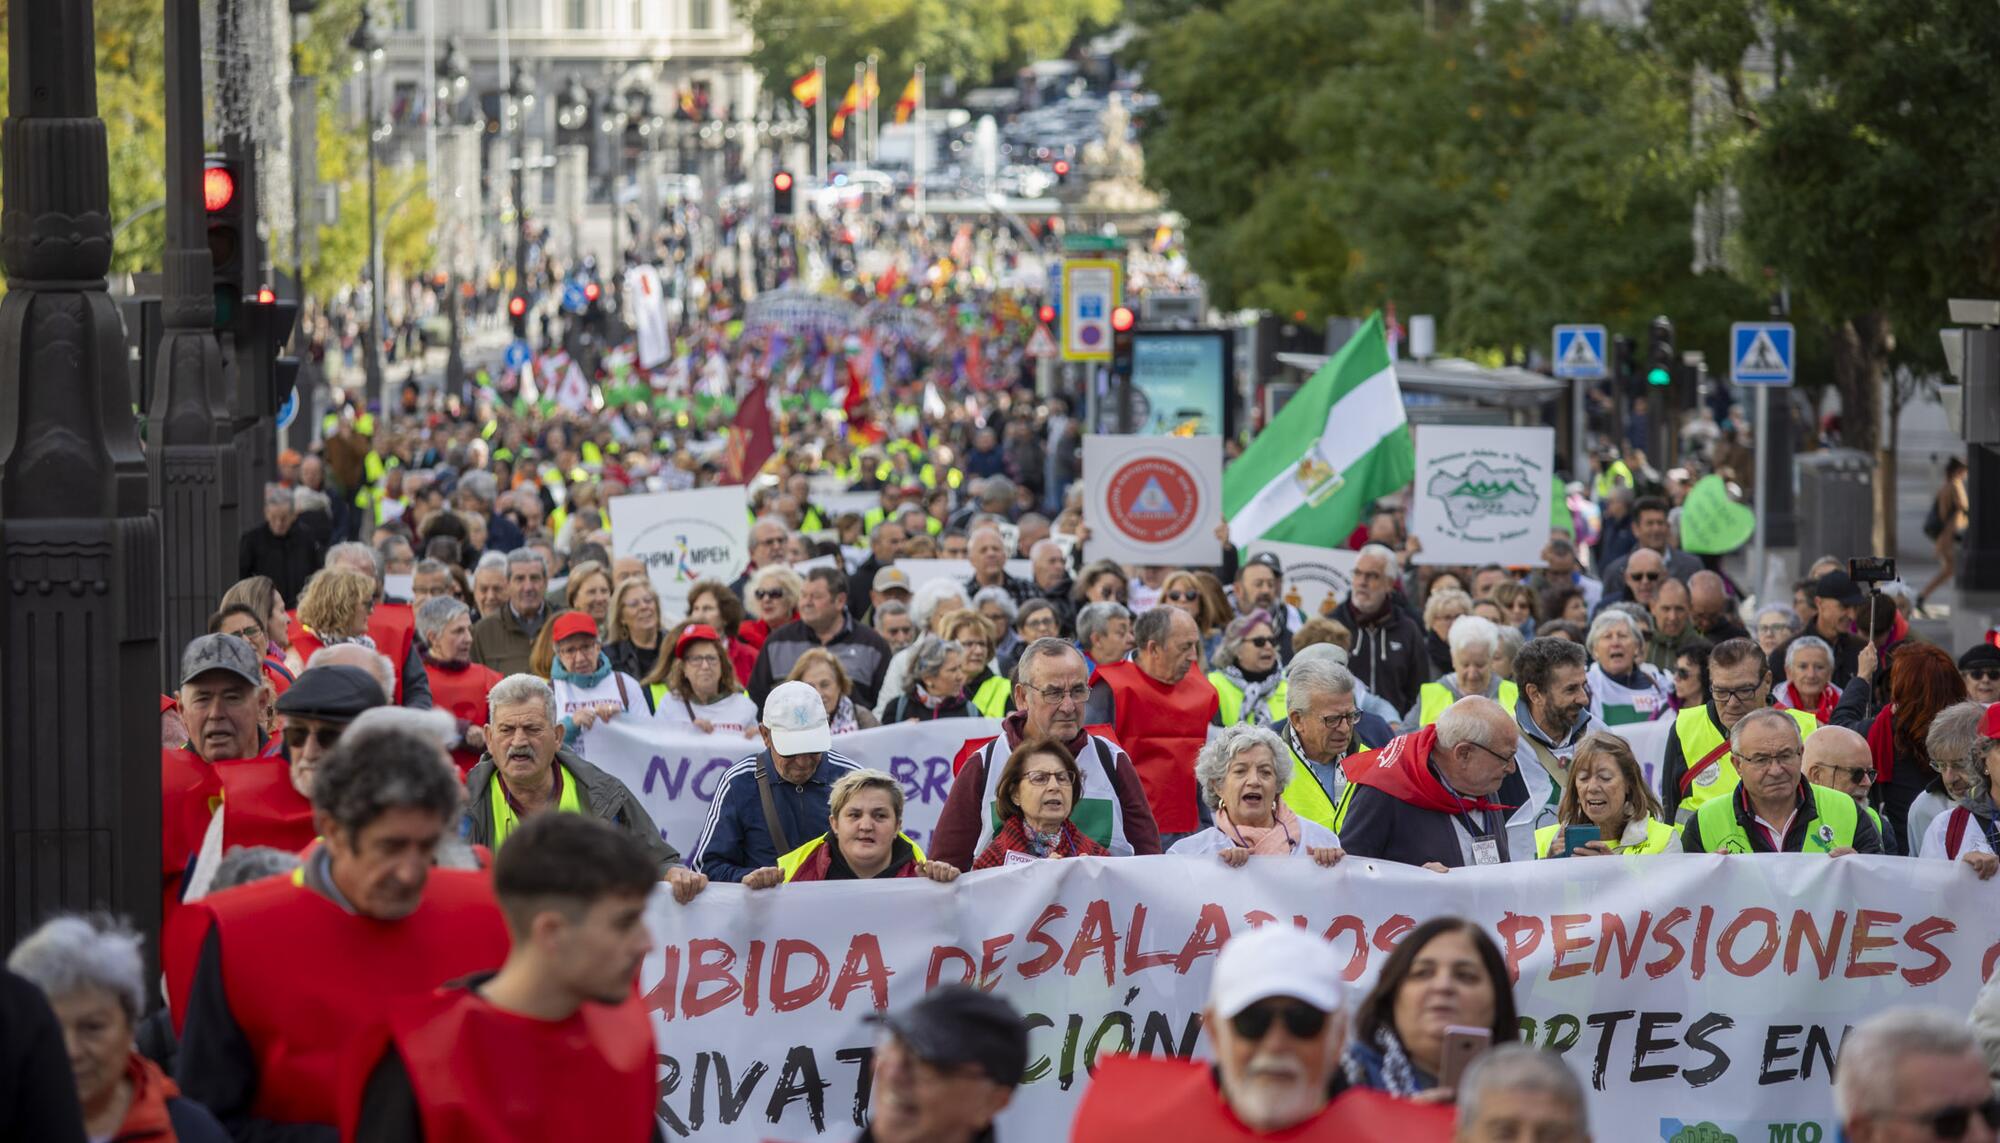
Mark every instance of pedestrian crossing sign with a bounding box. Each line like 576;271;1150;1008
1730;322;1795;386
1552;325;1607;380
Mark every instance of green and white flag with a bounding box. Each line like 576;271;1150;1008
1224;312;1414;546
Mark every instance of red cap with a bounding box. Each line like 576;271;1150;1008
675;623;722;661
1982;703;2000;742
552;612;600;644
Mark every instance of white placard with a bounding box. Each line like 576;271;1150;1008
609;486;751;614
383;573;414;603
1410;425;1554;567
1082;435;1222;566
1244;541;1360;618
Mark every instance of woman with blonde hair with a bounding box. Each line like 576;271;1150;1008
1535;731;1676;857
291;568;378;666
738;565;803;652
602;576;665;679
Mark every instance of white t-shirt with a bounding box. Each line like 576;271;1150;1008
1921;807;1997;862
654;691;759;736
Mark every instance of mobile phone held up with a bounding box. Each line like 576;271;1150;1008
1563;824;1602;857
1438;1025;1493;1090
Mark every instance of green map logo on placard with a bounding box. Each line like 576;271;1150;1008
1426;461;1539;529
1664;1123;1739;1143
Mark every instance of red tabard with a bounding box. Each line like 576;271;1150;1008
286;616;327;669
160;747;223;925
345;988;656;1143
1092;661;1217;833
1068;1056;1454;1143
367;604;415;703
423;659;505;776
213;758;317;853
193;867;509;1126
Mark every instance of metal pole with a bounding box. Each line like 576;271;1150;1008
2;0;167;954
914;64;925;220
814;55;826;189
1751;384;1769;602
363;59;385;419
1571;376;1587;486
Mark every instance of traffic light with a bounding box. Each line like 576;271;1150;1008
1037;304;1056;326
205;155;244;330
509;294;528;339
1111;306;1137;384
1052;159;1071;185
240;296;300;428
1613;334;1637;386
772;169;795;216
1646;315;1675;386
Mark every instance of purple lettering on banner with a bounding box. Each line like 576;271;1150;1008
647;755;692;799
920;756;952;804
694;757;735;802
889;755;918;798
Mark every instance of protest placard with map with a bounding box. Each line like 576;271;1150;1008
1410;425;1553;566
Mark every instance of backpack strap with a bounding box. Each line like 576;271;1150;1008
1947;806;1971;861
755;756;794;857
1679;740;1733;798
614;672;630;710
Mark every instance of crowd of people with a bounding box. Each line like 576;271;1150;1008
11;210;2000;1141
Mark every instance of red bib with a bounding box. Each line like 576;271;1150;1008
367;604;416;703
1092;661;1218;833
1069;1055;1453;1143
423;659;506;776
160;747;224;928
346;987;656;1143
213;757;317;853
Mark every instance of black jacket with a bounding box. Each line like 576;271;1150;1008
1329;601;1430;716
881;690;976;722
0;968;85;1142
238;523;323;604
1339;768;1531;869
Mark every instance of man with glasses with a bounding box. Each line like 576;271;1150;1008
930;638;1160;867
1835;1007;1997;1143
1336;696;1530;869
1273;649;1390;834
730;516;791;602
1805;724;1899;854
1073;925;1450;1139
1662;638;1819;825
857;985;1028;1143
1598;496;1702;596
747;566;894;708
1609;547;1669;612
1679;708;1881;854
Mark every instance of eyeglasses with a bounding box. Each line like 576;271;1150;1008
1674;667;1697;680
1874;1097;2000;1140
1024;683;1090;705
1628;571;1663;582
1819;763;1875;787
1243;636;1275;649
1021;770;1074;788
1229;1001;1328;1042
1735;748;1801;770
283;724;343;751
1166;590;1201;603
1317;710;1362;730
754;589;790;601
225;626;265;644
1756;623;1794;636
684;655;721;667
1712;683;1764;704
1969;669;2000;683
1464;741;1515;767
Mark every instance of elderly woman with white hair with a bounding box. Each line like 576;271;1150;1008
9;915;230;1142
1773;635;1840;724
1168;725;1345;865
1918;704;2000;877
1584;608;1672;726
1406;615;1519;728
1208;609;1287;728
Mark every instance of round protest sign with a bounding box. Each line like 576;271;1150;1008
1106;457;1202;545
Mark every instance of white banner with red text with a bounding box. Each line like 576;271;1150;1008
638;853;2000;1142
583;716;1003;857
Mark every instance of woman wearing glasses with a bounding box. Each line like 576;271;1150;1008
738;566;802;653
1916;703;1999;873
1666;639;1713;715
645;623;758;737
1168;726;1345;866
971;739;1111;868
1208;610;1287;729
1342;917;1519;1100
1584;609;1672;727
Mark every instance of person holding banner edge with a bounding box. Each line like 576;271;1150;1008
744;769;960;885
1168;726;1346;866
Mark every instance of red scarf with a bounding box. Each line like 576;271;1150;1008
1341;724;1515;814
1867;703;1897;784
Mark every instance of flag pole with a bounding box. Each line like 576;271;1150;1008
852;61;865;165
865;54;879;168
814;55;827;190
914;64;926;221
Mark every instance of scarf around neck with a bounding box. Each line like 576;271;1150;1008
1217;800;1302;855
829;695;861;734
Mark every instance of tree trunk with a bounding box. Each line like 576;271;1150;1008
1829;312;1896;557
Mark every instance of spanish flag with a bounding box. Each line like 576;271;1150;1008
790;67;822;108
831;81;860;138
894;75;921;124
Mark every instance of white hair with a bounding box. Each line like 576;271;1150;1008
911;579;972;628
1435;698;1508;752
1286;654;1357;711
1448;614;1502;658
415;595;471;643
292;487;332;514
346;705;459;749
474;550;509;576
1192;725;1292;810
1835;1007;1981;1120
1458;1046;1587;1133
1585;609;1646;658
7;914;145;1022
1356;542;1401;582
488;672;559;725
972;585;1018;621
306;644;396;702
264;484;295;509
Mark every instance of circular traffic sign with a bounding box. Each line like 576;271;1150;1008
1106;457;1201;544
1080;326;1103;346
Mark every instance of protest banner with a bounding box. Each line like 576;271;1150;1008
1245;540;1360;618
638;854;2000;1142
1083;435;1222;566
610;487;750;613
581;716;1002;857
1410;426;1554;567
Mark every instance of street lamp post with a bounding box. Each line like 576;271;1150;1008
599;87;626;276
350;6;386;418
1;0;166;952
438;36;470;394
509;61;536;328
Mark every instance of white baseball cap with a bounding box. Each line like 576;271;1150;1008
1208;925;1347;1019
762;680;833;755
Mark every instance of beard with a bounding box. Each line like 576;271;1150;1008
1225;1055;1322;1132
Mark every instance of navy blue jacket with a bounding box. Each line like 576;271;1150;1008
690;749;859;882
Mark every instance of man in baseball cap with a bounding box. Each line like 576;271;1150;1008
163;634;279;923
859;984;1027;1142
688;680;859;882
1073;925;1451;1140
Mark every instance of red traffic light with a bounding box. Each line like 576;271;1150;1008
773;171;794;192
508;296;527;318
255;286;276;304
203;164;237;213
1037;305;1056;325
1110;306;1136;333
584;282;601;302
1052;160;1071;176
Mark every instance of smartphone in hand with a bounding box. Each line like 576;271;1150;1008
1564;824;1602;856
1438;1024;1493;1089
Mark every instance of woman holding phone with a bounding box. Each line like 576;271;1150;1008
1343;917;1518;1099
1536;732;1677;857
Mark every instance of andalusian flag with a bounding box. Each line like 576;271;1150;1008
790;67;823;107
894;75;921;124
831;81;860;138
1223;312;1413;546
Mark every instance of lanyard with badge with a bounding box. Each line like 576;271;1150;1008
1435;766;1503;866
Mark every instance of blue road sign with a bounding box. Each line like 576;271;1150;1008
1730;321;1795;386
1552;324;1608;380
504;339;533;372
562;281;588;314
275;387;297;431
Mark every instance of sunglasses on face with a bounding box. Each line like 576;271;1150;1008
1969;669;2000;683
1243;636;1275;649
1629;571;1663;582
755;589;789;601
1881;1097;2000;1139
1229;1001;1329;1042
283;725;343;751
1166;590;1201;603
